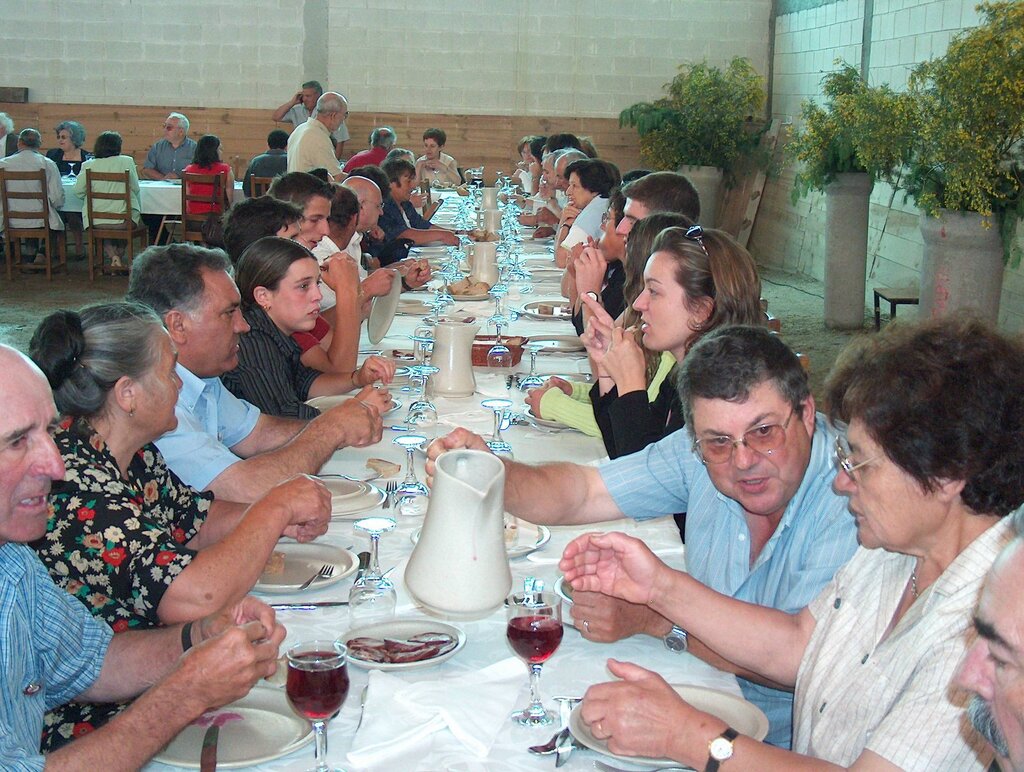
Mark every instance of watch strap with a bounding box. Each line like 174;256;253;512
704;727;739;772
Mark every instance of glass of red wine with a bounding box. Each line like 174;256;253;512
286;640;350;772
506;590;563;726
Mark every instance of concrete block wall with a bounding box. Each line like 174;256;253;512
1;0;771;121
752;0;1024;331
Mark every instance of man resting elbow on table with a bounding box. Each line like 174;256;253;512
428;325;858;749
127;244;387;504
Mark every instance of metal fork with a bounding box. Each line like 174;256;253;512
382;480;398;509
297;564;334;591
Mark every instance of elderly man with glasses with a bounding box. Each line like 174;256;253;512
428;325;857;749
141;112;196;181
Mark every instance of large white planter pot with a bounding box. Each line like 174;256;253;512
919;209;1004;324
679;165;723;227
824;173;872;330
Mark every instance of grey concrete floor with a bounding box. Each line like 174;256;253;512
0;256;870;401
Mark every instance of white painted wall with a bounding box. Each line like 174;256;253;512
756;0;1024;330
1;0;771;119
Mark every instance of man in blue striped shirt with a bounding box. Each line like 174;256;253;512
429;326;858;747
0;345;285;769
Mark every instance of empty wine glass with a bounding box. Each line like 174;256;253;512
393;434;429;516
481;398;514;457
349;517;397;625
506;590;563;726
286;640;349;772
487;322;513;370
517;343;546;390
404;365;439;431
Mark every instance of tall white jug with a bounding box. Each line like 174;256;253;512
430;320;479;397
405;450;511;618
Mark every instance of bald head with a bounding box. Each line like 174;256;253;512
0;344;65;545
343;176;383;232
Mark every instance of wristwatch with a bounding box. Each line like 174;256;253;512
704;727;739;771
664;624;689;652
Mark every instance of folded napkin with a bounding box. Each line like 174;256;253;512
347;657;523;767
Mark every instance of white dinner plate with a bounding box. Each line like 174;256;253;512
411;521;551;560
529;335;584;353
330;484;387;518
154;686;313;768
520;300;572;320
254;543;357;594
569;685;768;769
524;407;577;432
305;395;402;415
341;619;466;671
367;272;402;344
397;299;434;315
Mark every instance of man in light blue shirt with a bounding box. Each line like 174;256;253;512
0;345;283;769
429;326;858;747
127;243;387;502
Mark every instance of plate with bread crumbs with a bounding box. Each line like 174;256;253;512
255;543;357;594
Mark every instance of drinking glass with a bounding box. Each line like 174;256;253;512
481;398;514;457
286;640;349;772
486;322;513;370
517;344;546;390
393;434;430;516
349;517;397;624
506;591;563;726
404;365;439;430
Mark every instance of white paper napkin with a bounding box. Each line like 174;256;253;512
346;657;523;767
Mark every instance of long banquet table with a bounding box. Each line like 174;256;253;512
60;178;245;216
146;197;739;771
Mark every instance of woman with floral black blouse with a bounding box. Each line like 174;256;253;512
28;302;333;751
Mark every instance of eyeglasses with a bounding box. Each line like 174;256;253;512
833;436;877;480
684;224;709;256
693;408;796;465
162;124;176;130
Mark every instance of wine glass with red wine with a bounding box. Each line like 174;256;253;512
286;640;350;772
506;590;563;726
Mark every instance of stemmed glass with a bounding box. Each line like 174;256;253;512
486;322;512;370
404;365;439;431
392;434;430;516
517;343;547;390
506;591;563;726
481;398;514;457
349;517;397;624
286;640;350;772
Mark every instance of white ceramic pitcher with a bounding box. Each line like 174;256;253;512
471;241;499;285
482;208;502;233
430;319;479;397
480;187;499;209
405;450;511;618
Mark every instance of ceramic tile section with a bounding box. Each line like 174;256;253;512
758;0;1024;330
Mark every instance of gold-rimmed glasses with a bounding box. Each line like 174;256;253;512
833;435;878;480
693;408;797;465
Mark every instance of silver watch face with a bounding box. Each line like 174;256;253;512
665;634;687;652
709;736;734;761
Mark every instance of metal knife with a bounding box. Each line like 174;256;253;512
200;725;218;772
270;601;350;610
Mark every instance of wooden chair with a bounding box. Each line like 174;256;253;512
181;172;226;244
0;168;67;280
83;170;148;280
250;175;274;198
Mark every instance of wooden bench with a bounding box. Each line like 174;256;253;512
873;287;920;330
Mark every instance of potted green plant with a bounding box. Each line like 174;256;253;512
851;2;1024;322
786;63;914;329
619;57;766;226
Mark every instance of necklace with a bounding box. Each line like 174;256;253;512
910;568;919;598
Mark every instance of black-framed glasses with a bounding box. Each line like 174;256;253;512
833;436;877;480
693;408;796;465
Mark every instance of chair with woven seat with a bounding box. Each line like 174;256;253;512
181;171;227;244
83;169;148;280
0;168;67;281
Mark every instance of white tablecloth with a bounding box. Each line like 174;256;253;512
60;179;245;216
146;206;738;771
